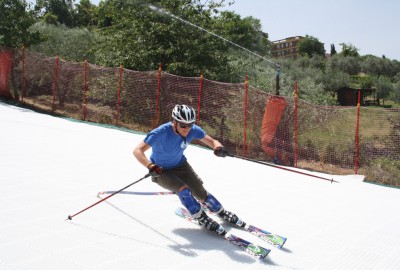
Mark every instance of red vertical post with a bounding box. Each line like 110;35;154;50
83;59;87;120
354;90;361;174
243;75;249;156
116;64;122;125
153;63;162;128
52;55;59;112
293;81;299;167
21;46;25;102
197;72;203;125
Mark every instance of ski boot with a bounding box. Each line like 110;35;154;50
203;193;246;228
196;210;226;236
218;209;246;228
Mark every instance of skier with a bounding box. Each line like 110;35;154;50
133;104;245;235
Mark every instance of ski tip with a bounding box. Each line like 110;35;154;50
174;208;183;215
277;237;287;249
249;244;271;260
175;207;188;217
226;234;271;260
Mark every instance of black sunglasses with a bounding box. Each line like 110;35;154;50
177;122;194;128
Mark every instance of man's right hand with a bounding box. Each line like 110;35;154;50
148;163;163;176
214;146;231;157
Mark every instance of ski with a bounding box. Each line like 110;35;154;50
175;207;270;260
205;209;287;249
245;225;287;249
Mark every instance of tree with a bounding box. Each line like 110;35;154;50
94;0;253;81
330;44;336;56
298;35;325;57
213;12;270;56
322;70;350;92
0;0;43;47
339;42;359;57
34;0;75;27
361;55;397;78
337;56;360;75
375;76;393;105
29;21;97;62
390;81;400;103
75;0;98;27
43;11;59;25
309;55;326;70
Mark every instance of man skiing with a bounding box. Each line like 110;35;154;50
133;104;245;235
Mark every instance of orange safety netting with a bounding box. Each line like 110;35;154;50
0;51;13;98
1;46;399;186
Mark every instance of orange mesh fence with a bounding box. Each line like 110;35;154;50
0;49;13;98
1;46;399;186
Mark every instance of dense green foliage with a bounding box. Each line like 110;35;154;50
1;0;400;106
298;35;325;57
0;0;43;47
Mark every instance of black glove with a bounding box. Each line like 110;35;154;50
214;146;231;157
148;163;163;176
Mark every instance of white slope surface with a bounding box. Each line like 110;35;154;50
0;101;399;270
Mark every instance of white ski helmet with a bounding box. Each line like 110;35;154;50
172;104;196;124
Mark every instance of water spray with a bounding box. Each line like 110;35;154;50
148;4;279;69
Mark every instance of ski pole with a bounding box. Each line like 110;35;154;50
66;173;151;220
230;154;338;183
98;190;174;196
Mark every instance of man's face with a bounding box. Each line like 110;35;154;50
175;120;193;137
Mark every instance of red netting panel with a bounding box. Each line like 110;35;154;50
22;50;57;105
359;107;399;161
121;69;159;132
6;47;21;99
53;59;85;116
156;73;200;126
3;48;56;103
84;63;120;124
3;47;400;185
0;47;13;98
295;101;358;170
198;78;246;154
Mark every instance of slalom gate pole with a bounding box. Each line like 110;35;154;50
66;173;150;220
231;155;338;183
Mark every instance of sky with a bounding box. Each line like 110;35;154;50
29;0;400;60
1;100;400;269
220;0;400;60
